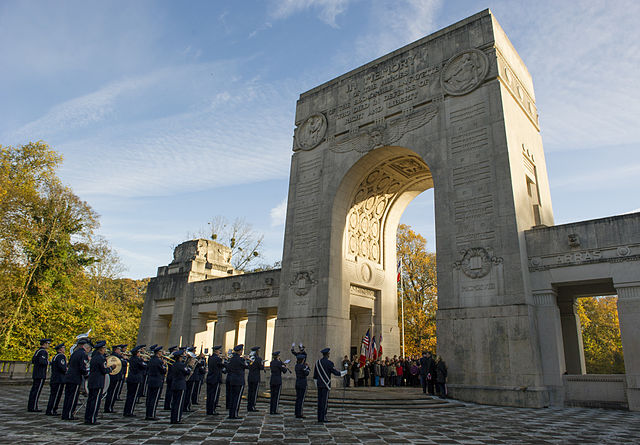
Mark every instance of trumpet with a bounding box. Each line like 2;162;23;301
139;351;152;361
161;353;176;365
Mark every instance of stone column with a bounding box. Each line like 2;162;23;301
615;284;640;411
558;298;586;375
532;290;566;406
214;312;236;353
244;310;268;354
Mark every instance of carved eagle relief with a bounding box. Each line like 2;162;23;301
330;106;438;154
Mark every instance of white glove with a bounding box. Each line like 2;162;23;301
292;342;296;347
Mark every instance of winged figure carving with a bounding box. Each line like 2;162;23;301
330;106;438;154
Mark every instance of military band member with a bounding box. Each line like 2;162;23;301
162;346;176;410
45;343;67;416
61;338;90;420
247;346;264;412
227;344;248;419
104;344;125;413
145;345;166;420
183;346;197;412
206;345;224;415
225;349;232;411
191;352;206;405
84;340;113;424
117;345;129;401
294;353;310;418
123;344;147;417
141;343;156;399
162;346;177;410
313;347;343;423
269;350;289;415
28;338;51;412
169;350;191;424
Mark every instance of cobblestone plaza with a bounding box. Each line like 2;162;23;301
1;384;639;444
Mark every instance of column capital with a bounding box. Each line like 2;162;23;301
532;290;557;307
615;284;640;300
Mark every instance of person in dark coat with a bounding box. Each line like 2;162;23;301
162;346;177;410
28;338;51;412
227;344;248;419
419;351;436;395
46;343;67;416
170;350;191;424
206;345;224;415
84;340;113;424
294;353;310;418
123;344;147;417
224;348;232;410
61;338;90;420
145;345;166;420
313;347;342;423
269;350;289;414
435;355;448;398
247;346;264;412
183;347;198;412
104;344;125;413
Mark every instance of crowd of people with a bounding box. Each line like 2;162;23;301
340;351;448;398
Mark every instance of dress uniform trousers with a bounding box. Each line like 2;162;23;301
123;382;139;416
27;378;45;411
61;383;81;420
145;385;162;419
247;381;259;411
317;387;329;422
170;389;185;423
229;384;244;418
46;382;64;415
270;384;282;414
84;388;102;424
206;381;221;414
295;384;307;417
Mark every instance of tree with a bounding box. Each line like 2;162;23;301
190;216;264;271
576;296;625;374
396;224;437;357
0;142;147;360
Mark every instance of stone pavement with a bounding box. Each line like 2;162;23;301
1;384;639;444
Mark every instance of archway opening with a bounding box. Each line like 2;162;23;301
334;146;436;362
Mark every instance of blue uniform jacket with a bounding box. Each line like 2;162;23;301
87;353;110;389
126;355;147;384
269;358;289;385
248;355;264;383
295;363;310;388
64;348;88;385
50;352;67;384
226;353;248;386
313;357;341;389
147;356;166;388
169;361;190;391
206;355;224;384
31;348;49;379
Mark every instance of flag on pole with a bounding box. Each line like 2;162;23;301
372;336;378;360
397;259;402;283
359;328;370;367
378;333;383;358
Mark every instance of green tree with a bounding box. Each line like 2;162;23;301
577;296;625;374
0;142;147;360
396;224;437;357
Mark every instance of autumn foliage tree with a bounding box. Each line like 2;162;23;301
0;142;146;360
577;296;625;374
396;224;437;357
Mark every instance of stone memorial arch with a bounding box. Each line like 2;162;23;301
139;9;640;410
272;10;553;407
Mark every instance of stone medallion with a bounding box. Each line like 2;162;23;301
441;49;489;96
458;247;492;279
293;113;327;151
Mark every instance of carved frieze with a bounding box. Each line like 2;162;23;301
350;284;376;299
441;49;489;96
192;287;277;305
453;247;503;279
290;271;318;296
528;244;640;271
293;113;328;151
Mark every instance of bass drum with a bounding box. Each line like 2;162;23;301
81;374;110;394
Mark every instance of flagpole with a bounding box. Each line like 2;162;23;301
400;261;405;358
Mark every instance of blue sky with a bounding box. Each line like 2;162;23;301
1;0;639;279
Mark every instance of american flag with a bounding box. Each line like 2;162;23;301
378;333;383;357
359;328;371;367
397;259;402;283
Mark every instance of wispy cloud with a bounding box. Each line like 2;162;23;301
268;0;351;27
270;199;288;226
